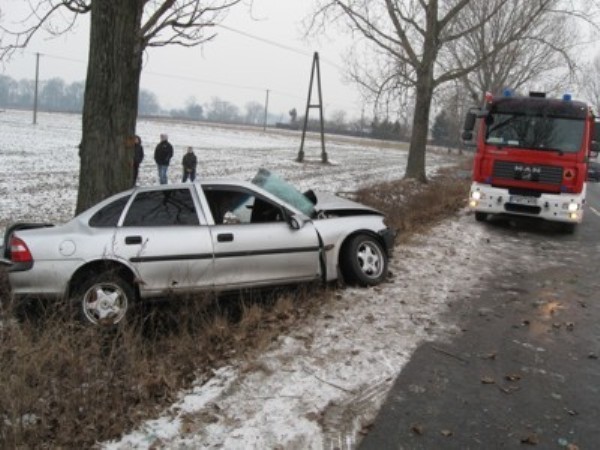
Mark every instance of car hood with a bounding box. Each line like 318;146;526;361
313;191;383;216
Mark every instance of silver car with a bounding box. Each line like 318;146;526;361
1;169;394;326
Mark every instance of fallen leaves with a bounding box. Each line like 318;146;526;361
481;376;496;384
520;433;539;445
411;423;425;435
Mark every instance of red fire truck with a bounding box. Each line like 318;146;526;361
462;91;599;232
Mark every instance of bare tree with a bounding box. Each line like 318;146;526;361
244;100;263;125
447;2;579;103
580;53;600;113
1;0;242;213
309;0;596;182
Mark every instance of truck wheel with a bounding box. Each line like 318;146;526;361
340;234;388;286
74;273;134;326
475;212;488;222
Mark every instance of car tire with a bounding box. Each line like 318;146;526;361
74;273;134;326
475;212;488;222
340;234;388;286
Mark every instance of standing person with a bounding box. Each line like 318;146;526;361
132;135;144;186
154;133;173;184
182;146;198;182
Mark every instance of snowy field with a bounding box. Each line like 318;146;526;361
0;108;454;236
0;109;500;449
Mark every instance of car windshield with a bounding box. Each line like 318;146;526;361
485;113;584;154
251;169;315;217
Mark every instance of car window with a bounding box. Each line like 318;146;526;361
123;189;199;226
251;168;315;217
89;195;130;228
203;187;284;225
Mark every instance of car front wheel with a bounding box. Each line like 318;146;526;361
75;274;133;326
340;234;388;286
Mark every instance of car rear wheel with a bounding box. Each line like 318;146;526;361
340;234;388;286
75;274;133;326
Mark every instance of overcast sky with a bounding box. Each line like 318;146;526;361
0;0;364;120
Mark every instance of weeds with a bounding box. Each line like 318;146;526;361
0;163;471;448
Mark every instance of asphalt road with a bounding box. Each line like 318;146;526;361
359;182;600;450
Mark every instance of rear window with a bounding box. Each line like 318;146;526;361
89;196;130;228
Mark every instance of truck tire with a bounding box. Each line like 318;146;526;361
475;212;488;222
561;223;577;234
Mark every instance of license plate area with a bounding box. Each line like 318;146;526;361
509;195;538;206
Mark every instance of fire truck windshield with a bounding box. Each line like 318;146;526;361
484;113;584;154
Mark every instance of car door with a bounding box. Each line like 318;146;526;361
115;187;214;296
202;185;321;288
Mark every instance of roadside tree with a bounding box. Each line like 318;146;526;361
309;0;594;182
1;0;242;213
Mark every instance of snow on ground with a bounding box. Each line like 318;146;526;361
104;215;510;450
0;109;481;449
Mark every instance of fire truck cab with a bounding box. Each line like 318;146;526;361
462;91;599;232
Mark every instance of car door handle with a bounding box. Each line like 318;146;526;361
125;236;142;245
217;233;234;242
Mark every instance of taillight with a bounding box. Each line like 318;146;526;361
10;236;33;263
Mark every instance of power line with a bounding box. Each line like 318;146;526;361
215;23;345;72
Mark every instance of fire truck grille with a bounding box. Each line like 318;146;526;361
493;161;563;185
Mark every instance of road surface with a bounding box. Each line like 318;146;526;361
359;182;600;449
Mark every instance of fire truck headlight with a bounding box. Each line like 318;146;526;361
567;202;579;213
471;191;482;201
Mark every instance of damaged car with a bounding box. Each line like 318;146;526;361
1;169;394;326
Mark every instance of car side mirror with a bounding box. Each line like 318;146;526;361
288;214;308;230
462;130;473;141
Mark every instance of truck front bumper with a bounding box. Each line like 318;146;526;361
468;182;586;224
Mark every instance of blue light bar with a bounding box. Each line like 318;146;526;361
563;93;572;101
503;88;512;97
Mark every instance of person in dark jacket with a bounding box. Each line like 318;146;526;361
154;133;174;184
132;135;144;186
182;146;198;182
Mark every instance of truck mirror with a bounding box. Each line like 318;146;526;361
463;111;477;132
462;130;473;141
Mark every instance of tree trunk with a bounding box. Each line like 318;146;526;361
76;1;144;214
405;69;435;183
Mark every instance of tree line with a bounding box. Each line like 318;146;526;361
0;73;411;141
0;74;264;124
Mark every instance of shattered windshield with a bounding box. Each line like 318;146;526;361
251;169;316;217
485;113;584;154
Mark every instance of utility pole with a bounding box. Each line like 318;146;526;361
33;52;40;125
297;52;328;164
263;89;270;131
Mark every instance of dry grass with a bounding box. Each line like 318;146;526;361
355;162;471;242
0;161;471;448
